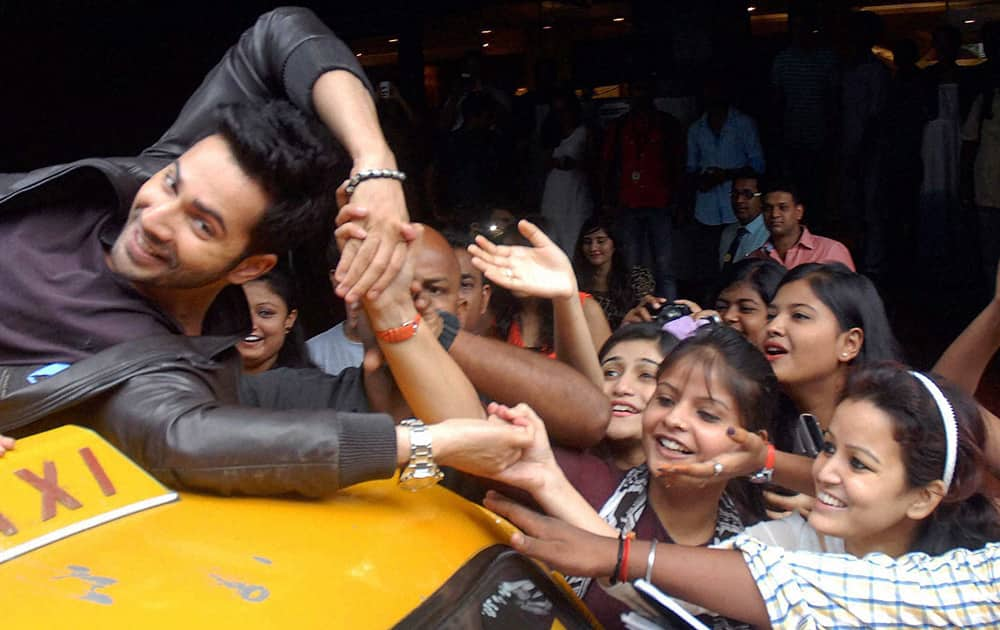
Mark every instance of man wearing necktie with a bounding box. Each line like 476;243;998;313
719;169;769;270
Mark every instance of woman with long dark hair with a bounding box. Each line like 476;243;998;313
238;266;313;374
573;215;654;329
488;326;776;629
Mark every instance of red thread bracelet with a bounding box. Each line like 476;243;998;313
764;442;776;469
619;532;635;583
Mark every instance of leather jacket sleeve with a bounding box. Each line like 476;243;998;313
89;348;399;498
141;6;372;163
0;334;398;498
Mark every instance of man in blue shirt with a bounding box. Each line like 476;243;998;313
718;169;769;270
685;74;766;297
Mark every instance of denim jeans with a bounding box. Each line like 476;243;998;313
618;207;676;300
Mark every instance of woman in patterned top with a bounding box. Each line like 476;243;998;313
573;216;654;329
486;362;1000;629
489;325;775;629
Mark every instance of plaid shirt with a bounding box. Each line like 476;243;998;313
721;534;999;628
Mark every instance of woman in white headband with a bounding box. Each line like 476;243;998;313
736;362;999;558
484;362;1000;627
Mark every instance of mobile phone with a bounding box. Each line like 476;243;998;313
792;413;823;458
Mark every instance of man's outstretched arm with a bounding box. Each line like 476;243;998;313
448;330;610;449
140;7;410;301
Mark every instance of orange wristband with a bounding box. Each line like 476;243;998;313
375;313;421;343
764;443;776;469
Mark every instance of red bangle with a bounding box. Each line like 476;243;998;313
375;313;421;343
619;532;635;583
764;443;776;469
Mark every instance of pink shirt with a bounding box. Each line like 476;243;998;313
756;226;856;271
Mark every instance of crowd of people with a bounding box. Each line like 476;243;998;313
0;6;998;629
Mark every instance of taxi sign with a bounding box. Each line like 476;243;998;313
0;425;177;563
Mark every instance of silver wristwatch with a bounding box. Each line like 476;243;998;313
398;418;444;491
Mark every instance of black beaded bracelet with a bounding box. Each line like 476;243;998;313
344;168;407;197
610;529;626;585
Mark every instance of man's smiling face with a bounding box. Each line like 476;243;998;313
108;134;271;290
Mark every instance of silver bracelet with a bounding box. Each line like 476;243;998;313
344;168;407;196
644;538;658;582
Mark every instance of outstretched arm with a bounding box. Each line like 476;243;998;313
484;493;770;628
486;404;616;536
447;329;610;448
469;220;605;385
656;427;816;497
142;7;411;303
363;248;484;422
933;262;1000;479
316;71;411;304
933;262;1000;399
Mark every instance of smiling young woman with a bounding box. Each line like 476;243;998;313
488;325;777;629
572;216;654;329
738;363;1000;558
594;323;678;470
237;266;312;374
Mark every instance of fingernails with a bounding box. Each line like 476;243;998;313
726;427;736;436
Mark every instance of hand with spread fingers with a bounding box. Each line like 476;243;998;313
468;220;577;300
332;194;421;304
483;491;619;578
0;435;14;457
655;426;769;482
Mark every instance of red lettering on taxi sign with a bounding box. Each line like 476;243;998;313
14;461;83;521
79;447;116;496
0;512;17;536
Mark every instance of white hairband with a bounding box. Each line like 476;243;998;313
909;371;958;490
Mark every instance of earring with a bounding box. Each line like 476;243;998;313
841;352;849;358
284;327;292;334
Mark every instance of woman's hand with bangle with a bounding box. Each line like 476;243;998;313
484;491;619;578
468;220;576;300
654;426;769;482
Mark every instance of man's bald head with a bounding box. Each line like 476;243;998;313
412;226;461;316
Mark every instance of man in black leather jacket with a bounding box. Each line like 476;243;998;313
0;8;532;497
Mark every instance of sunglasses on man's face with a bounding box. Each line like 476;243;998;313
730;189;762;200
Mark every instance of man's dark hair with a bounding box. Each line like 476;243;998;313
763;178;802;205
216;100;338;256
730;167;761;184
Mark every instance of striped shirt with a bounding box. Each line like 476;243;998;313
721;534;1000;628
